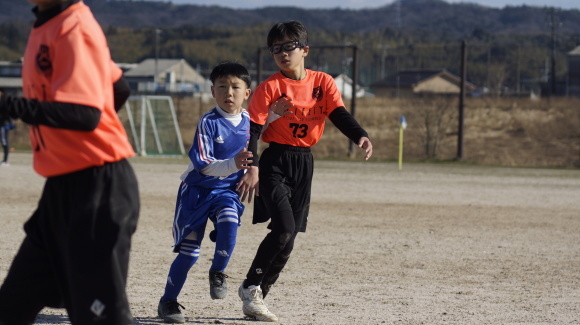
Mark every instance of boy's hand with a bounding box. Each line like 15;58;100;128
358;137;373;160
270;96;294;116
234;147;253;170
236;166;259;203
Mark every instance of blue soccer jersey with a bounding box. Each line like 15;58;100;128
172;106;249;249
182;107;250;189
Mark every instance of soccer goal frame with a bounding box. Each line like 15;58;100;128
122;95;185;156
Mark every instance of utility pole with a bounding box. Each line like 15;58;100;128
154;28;161;90
395;0;402;30
516;46;521;95
457;40;467;161
548;7;559;96
380;45;388;80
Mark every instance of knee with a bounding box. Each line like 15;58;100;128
274;232;293;247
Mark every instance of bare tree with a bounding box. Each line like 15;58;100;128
488;63;507;97
409;97;457;158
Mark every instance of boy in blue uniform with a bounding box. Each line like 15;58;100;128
0;115;13;166
157;62;255;323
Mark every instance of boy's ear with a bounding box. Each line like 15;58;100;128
210;85;216;98
302;46;310;57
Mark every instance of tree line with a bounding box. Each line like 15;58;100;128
1;0;579;93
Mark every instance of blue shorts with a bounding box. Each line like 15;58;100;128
172;182;244;252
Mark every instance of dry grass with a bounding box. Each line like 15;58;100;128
8;96;580;168
318;96;580;167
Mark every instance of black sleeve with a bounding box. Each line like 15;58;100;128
0;114;12;128
247;121;264;167
0;95;101;131
113;75;131;112
328;106;369;143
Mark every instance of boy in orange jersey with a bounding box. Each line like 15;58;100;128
237;20;373;322
0;1;139;324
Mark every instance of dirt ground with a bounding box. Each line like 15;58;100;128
1;152;579;325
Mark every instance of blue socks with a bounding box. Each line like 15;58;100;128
161;207;239;301
161;239;199;302
211;217;238;271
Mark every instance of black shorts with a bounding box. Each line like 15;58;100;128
253;142;314;233
0;159;140;325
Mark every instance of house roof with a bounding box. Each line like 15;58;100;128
568;45;580;56
0;77;22;88
124;58;189;77
329;73;354;84
372;69;446;87
371;69;476;90
0;61;22;90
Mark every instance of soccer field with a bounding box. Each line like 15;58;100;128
1;152;579;324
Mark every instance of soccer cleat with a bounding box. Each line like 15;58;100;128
157;300;185;323
209;270;229;299
238;283;279;322
0;161;9;167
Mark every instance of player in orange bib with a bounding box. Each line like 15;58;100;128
237;20;373;322
0;1;139;324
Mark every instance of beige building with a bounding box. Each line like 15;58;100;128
370;69;476;98
0;60;23;95
124;58;208;94
567;45;580;96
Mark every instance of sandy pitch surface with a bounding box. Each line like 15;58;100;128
1;152;579;325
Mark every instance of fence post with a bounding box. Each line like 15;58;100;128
457;40;467;160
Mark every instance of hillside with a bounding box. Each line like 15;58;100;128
1;0;580;35
1;0;579;97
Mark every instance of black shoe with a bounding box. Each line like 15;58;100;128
157;300;185;323
209;270;229;299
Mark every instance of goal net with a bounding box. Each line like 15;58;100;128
119;95;185;156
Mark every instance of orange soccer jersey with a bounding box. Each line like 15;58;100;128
21;1;134;177
249;70;345;147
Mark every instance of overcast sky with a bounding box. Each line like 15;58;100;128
169;0;579;10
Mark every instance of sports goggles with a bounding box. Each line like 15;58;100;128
269;41;307;54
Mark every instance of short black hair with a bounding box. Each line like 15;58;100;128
210;61;251;88
267;20;308;47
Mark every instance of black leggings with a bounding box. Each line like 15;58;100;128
1;127;8;162
245;143;313;288
246;230;298;288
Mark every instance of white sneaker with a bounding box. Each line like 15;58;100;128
238;283;278;322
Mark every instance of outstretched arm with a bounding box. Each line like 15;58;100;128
357;137;373;160
328;106;373;160
0;76;131;130
0;95;101;131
